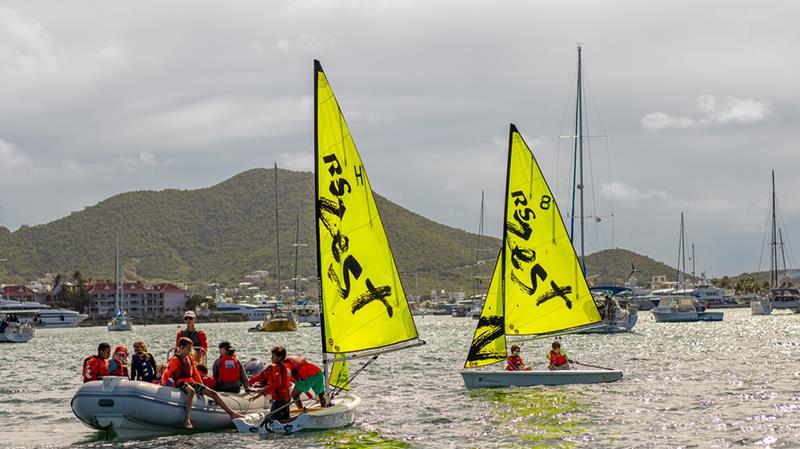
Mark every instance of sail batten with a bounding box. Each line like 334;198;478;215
314;61;420;357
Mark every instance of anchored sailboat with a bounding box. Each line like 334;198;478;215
107;234;132;332
235;60;424;434
460;124;622;389
754;170;798;314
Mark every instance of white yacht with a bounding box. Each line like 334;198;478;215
651;296;723;322
210;298;274;321
0;299;88;328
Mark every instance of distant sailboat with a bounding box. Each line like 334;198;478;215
755;170;798;314
460;124;622;389
235;60;425;433
108;234;133;332
260;164;299;332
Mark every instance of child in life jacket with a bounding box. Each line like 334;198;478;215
249;346;293;421
82;342;111;383
506;344;532;371
197;364;216;389
155;363;170;385
163;337;246;428
130;340;158;383
547;340;570;371
108;345;130;377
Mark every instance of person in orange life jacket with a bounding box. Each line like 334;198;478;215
285;354;328;408
82;342;111;383
108;344;130;377
130;339;158;383
506;344;532;371
196;364;216;389
212;341;251;394
547;340;570;371
163;337;246;429
249;346;293;422
176;311;208;365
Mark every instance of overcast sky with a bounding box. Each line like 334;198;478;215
1;1;798;278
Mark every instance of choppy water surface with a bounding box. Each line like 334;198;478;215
2;309;800;448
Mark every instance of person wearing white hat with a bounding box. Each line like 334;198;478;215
176;310;208;365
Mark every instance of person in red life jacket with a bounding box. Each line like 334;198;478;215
285;354;328;408
176;311;208;365
108;344;130;377
547;340;570;371
82;342;111;383
249;346;293;421
506;344;532;371
197;364;216;389
212;341;251;394
163;337;246;429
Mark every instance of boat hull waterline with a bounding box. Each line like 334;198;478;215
651;310;723;322
71;377;269;438
460;369;623;389
233;393;360;435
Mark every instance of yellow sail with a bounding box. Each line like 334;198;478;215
503;124;601;336
464;251;507;368
315;60;420;356
329;354;350;391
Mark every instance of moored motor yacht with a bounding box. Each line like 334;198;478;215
0;299;88;328
651;296;723;322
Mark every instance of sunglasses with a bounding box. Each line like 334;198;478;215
184;317;194;321
115;352;127;358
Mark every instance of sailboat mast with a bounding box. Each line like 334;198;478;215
274;162;282;300
313;60;329;387
691;243;696;283
771;170;778;289
676;213;687;290
568;45;586;273
115;234;121;312
292;204;303;297
779;228;787;285
472;190;485;299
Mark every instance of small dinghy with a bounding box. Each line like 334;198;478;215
70;377;269;438
461;369;623;389
233;394;361;434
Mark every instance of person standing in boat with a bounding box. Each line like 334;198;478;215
130;340;158;383
82;342;111;383
212;341;251;394
506;344;532;371
285;353;328;408
547;340;571;370
163;337;246;429
108;345;130;377
248;346;293;421
176;311;208;364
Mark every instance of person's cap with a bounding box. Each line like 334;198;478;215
218;341;232;350
183;310;196;319
114;345;129;356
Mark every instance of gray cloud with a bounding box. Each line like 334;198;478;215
641;96;775;130
1;0;799;277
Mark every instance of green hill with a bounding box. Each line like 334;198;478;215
585;248;686;287
0;169;688;295
0;168;501;295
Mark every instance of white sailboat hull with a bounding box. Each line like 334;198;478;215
233;393;360;435
0;322;35;342
107;317;133;331
460;369;622;389
578;311;638;334
751;298;773;315
70;377;269;438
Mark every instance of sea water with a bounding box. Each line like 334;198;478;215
1;308;798;448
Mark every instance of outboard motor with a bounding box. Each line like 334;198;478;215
244;358;266;378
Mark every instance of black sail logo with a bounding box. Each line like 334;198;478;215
319;154;393;318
